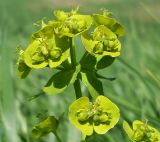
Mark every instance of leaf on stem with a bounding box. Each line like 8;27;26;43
43;65;80;95
80;53;97;71
80;71;104;99
96;55;115;70
95;73;116;81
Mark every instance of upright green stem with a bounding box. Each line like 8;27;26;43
54;132;62;142
70;38;77;67
82;133;87;142
70;38;82;99
74;76;82;99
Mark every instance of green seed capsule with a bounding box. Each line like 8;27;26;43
108;40;115;48
32;52;45;63
71;21;78;31
93;42;103;54
133;130;144;141
99;113;109;122
50;48;62;59
77;20;85;28
41;45;48;56
62;27;70;33
103;39;109;47
146;132;151;138
93;32;103;41
77;109;89;122
93;114;100;122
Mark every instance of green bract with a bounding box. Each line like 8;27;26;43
92;13;125;37
17;49;31;78
24;24;70;69
32;116;58;139
123;120;160;142
81;25;121;57
69;95;120;135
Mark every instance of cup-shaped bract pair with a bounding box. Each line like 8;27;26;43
23;23;70;69
92;12;125;38
53;9;93;37
81;11;125;58
69;95;120;135
123;120;160;142
81;25;121;57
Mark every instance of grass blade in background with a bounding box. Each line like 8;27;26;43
0;2;20;142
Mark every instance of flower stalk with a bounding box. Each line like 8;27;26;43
70;37;82;99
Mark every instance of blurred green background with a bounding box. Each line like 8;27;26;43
0;0;160;142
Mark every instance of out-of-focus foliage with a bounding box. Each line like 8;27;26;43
0;0;160;142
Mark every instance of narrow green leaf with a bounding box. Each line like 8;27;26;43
28;93;43;101
80;71;104;98
95;73;116;81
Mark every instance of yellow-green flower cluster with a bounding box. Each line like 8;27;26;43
23;24;70;69
123;120;160;142
17;8;92;78
81;11;125;57
69;95;120;135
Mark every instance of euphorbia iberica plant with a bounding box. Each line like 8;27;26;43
17;7;160;142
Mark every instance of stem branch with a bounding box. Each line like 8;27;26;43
54;132;62;142
70;38;82;99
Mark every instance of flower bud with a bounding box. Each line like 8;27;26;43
93;114;100;122
133;130;144;141
77;109;89;122
99;113;109;123
108;40;115;48
103;39;109;47
31;52;45;63
50;48;62;60
62;27;70;33
41;46;48;56
77;20;85;30
93;42;103;54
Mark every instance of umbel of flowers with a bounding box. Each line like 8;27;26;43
123;120;160;142
69;95;120;135
17;7;124;78
16;7;138;141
